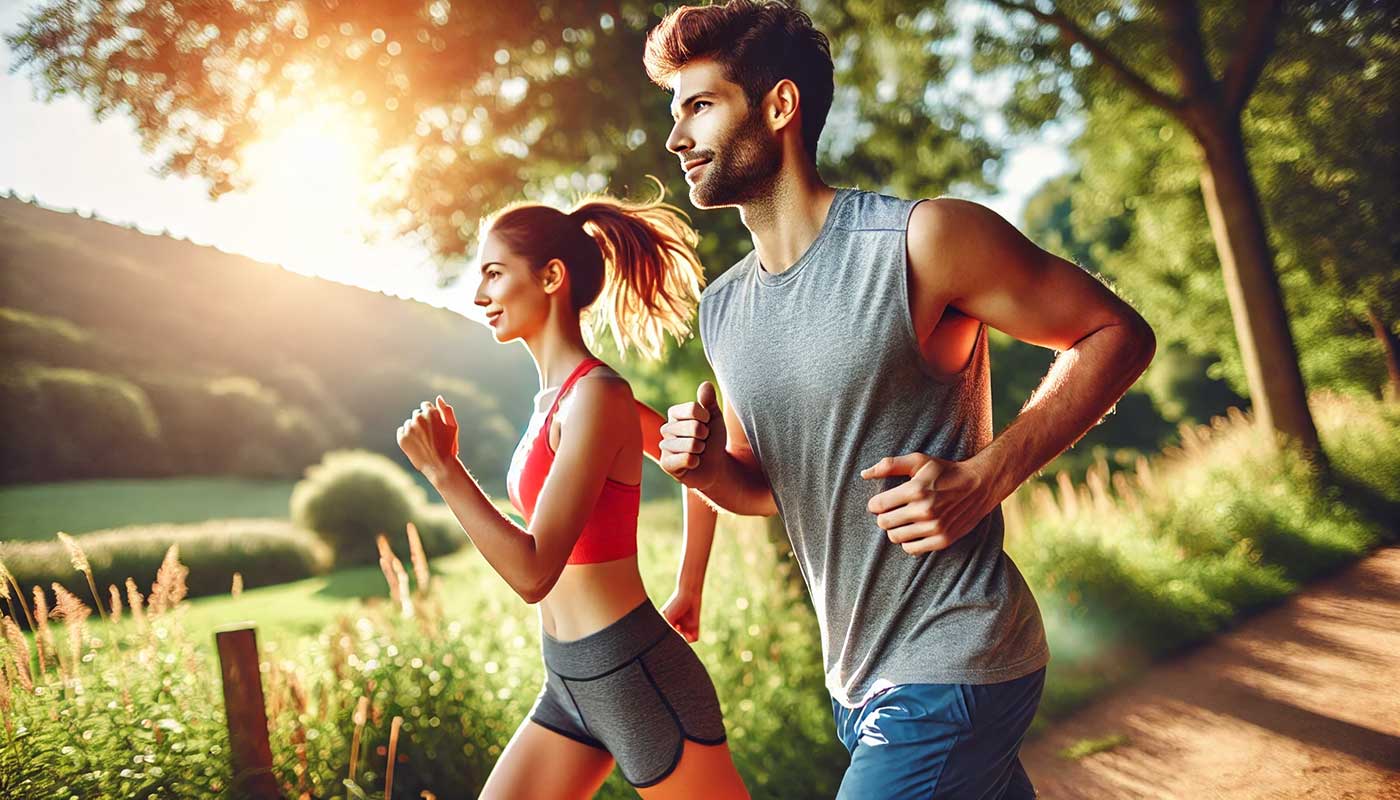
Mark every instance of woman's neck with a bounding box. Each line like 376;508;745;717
523;316;594;396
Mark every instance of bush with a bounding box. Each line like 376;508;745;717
0;363;164;481
291;450;428;566
134;370;337;479
1;519;332;602
0;307;98;367
409;502;469;558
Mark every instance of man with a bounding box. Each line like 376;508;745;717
645;2;1156;798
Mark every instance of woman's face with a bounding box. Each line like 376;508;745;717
473;232;555;344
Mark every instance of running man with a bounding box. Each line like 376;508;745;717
644;2;1156;797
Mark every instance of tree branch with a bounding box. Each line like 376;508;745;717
1157;0;1218;104
1220;0;1285;113
984;0;1184;118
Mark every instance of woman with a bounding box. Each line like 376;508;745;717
396;184;748;799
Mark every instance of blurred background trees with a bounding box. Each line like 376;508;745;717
6;1;1395;481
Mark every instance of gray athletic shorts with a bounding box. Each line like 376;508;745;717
528;598;728;787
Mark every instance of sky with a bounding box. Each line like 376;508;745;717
0;2;1072;325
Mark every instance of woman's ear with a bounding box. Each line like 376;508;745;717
539;258;567;295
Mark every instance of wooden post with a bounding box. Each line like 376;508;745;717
215;623;282;800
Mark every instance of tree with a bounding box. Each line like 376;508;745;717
915;0;1379;463
1027;6;1398;404
1021;174;1250;432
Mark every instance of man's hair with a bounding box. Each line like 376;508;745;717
644;1;834;163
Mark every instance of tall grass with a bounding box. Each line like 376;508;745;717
1003;391;1395;718
0;508;841;799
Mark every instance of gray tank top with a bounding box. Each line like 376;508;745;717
699;188;1049;707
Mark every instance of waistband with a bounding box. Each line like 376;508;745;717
541;598;673;680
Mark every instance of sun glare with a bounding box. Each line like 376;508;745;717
225;101;434;297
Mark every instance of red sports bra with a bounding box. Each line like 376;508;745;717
506;357;641;565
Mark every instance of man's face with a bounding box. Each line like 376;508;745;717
665;59;781;209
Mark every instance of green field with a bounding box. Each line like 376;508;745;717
0;477;296;540
172;499;693;644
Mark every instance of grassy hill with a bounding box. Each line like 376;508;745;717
0;196;537;490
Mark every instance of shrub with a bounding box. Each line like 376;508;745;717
408;502;468;558
1;519;332;602
291;450;427;566
0;307;98;367
134;370;336;479
0;363;163;481
2;392;1393;798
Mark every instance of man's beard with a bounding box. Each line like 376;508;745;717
690;109;782;209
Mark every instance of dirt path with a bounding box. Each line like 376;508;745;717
1021;546;1400;800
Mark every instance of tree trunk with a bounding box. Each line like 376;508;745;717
1191;113;1324;464
1366;305;1400;402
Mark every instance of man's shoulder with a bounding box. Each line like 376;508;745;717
699;249;757;304
835;187;932;233
907;197;1007;241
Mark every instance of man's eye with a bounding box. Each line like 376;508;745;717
693;100;711;111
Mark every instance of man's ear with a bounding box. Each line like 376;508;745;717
539;258;567;295
765;78;802;136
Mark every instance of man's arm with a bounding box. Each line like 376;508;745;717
864;198;1155;553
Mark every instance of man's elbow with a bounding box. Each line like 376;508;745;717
1125;315;1157;374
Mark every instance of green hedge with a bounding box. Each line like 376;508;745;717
133;370;339;479
0;363;163;481
1;519;333;603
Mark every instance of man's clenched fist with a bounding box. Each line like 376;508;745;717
659;381;725;490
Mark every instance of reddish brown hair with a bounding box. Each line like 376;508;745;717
644;0;835;162
484;179;705;360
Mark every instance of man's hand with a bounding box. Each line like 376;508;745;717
659;382;726;490
860;453;998;555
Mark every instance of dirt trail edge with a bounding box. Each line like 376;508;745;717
1022;547;1400;799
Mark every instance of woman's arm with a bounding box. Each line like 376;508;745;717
400;387;630;603
640;400;719;641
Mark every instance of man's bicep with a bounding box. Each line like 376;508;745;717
913;199;1143;351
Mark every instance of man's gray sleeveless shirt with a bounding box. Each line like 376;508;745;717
698;188;1049;707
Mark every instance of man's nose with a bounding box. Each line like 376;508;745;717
666;121;692;155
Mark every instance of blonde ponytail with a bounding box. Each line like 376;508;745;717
569;179;705;360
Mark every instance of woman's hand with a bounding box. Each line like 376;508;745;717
661;584;703;643
396;395;460;483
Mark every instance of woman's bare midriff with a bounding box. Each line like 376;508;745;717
537;553;650;641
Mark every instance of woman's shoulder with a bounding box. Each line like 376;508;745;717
558;367;634;423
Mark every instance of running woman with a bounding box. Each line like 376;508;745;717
396;184;749;799
646;2;1156;798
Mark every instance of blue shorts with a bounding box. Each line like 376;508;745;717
830;668;1045;799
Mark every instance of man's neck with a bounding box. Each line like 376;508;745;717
739;163;837;276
